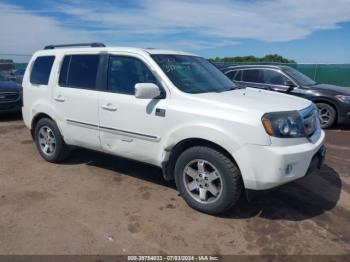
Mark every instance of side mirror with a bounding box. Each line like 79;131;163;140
284;80;296;92
135;83;161;99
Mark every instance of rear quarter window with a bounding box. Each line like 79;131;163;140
30;56;55;85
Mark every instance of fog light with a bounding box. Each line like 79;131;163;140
285;164;293;175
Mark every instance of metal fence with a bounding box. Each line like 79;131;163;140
1;60;349;88
214;63;350;87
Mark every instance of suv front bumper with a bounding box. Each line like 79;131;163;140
0;101;22;113
338;103;350;125
0;92;22;114
306;144;326;175
234;130;325;190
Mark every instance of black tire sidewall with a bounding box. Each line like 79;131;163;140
34;118;66;162
175;147;242;214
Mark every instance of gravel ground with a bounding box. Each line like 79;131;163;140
0;113;349;255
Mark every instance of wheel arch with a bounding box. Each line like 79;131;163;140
311;97;338;111
30;112;55;139
161;137;241;182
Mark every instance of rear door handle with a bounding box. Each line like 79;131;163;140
54;95;65;102
101;103;117;112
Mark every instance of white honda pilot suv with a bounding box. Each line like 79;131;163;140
22;43;326;214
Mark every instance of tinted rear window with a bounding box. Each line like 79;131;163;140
233;70;242;81
242;69;264;83
59;55;100;89
30;56;55;85
225;70;237;80
58;56;70;86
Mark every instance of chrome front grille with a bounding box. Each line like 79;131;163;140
0;92;19;102
300;105;318;137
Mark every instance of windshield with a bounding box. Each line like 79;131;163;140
0;72;8;81
283;67;316;86
151;55;236;94
15;69;25;75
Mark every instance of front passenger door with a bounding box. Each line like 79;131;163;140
99;55;166;165
226;70;245;88
262;69;293;93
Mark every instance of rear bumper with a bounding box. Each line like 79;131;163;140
234;130;325;190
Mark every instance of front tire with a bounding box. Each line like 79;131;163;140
175;146;243;215
34;118;70;163
316;102;336;129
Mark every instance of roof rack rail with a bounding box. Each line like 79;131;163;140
44;43;106;50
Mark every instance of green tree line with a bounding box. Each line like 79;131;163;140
210;54;296;64
0;59;14;63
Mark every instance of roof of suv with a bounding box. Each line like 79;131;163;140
222;64;292;72
34;46;196;57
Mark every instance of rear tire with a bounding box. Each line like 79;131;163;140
316;102;336;129
34;118;70;163
175;146;243;215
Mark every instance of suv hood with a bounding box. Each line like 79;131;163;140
194;87;311;114
310;83;350;95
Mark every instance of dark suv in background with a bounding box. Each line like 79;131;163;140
222;65;350;128
0;72;22;114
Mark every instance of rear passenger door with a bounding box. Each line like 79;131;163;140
240;69;268;90
53;54;101;150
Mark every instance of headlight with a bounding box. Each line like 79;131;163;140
262;111;304;138
335;95;350;103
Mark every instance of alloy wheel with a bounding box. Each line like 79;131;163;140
317;105;331;126
38;126;56;156
183;159;223;204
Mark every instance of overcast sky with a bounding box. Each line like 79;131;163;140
1;0;350;63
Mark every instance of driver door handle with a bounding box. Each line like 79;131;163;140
101;103;117;112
